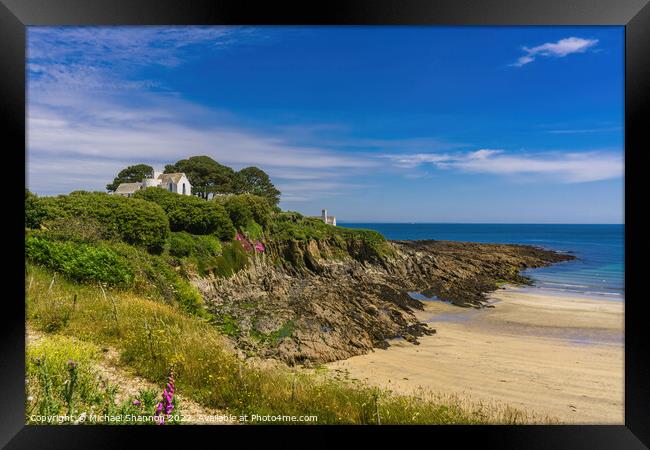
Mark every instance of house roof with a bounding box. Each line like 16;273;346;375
158;173;186;184
114;182;142;194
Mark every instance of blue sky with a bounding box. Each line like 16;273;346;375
27;26;624;223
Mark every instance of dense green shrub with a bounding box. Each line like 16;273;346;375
169;232;226;277
37;192;169;253
168;232;195;258
172;279;206;316
219;195;253;228
214;194;273;229
25;189;48;229
39;216;118;244
242;221;263;241
82;240;209;317
169;232;222;259
134;188;235;240
25;236;133;285
242;194;274;228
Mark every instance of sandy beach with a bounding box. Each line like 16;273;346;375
326;287;624;423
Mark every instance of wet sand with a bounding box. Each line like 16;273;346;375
327;287;624;423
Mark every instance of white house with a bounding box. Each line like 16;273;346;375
113;170;192;197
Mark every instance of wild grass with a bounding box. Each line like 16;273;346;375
26;264;548;424
25;333;179;424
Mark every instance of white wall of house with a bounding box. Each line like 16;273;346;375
113;170;193;196
178;174;191;196
162;174;192;196
143;178;161;188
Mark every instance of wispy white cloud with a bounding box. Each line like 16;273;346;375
382;153;452;169
384;149;623;183
28;26;248;69
26;26;379;201
546;126;622;134
511;37;599;67
27;101;377;193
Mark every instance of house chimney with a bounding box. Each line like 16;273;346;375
322;209;328;222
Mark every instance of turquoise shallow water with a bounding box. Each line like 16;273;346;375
338;223;624;301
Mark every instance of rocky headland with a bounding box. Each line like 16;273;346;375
192;238;574;366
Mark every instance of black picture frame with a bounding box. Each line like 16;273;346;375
2;0;648;447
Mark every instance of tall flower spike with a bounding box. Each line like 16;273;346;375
154;367;175;425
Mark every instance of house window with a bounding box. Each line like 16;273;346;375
182;183;186;195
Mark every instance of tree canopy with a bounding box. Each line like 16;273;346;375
234;167;281;206
106;164;153;192
164;156;235;199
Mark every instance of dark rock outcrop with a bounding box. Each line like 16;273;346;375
192;239;574;366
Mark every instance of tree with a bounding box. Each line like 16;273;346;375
165;156;236;199
106;164;153;192
234;167;281;205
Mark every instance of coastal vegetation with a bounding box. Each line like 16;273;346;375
133;187;235;239
26;264;541;425
30;190;170;252
24;158;571;424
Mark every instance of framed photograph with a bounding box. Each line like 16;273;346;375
3;0;648;447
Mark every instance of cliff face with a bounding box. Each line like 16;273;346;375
192;239;574;366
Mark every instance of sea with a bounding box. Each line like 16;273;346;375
338;223;624;301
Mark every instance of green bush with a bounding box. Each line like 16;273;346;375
37;192;169;253
169;232;224;276
25;236;133;286
39;216;118;244
195;234;222;255
242;221;263;241
214;194;273;229
134;188;235;240
169;232;195;258
220;195;253;228
26;189;48;229
243;194;274;228
169;232;222;259
173;279;207;317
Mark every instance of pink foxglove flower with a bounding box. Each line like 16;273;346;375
154;368;175;425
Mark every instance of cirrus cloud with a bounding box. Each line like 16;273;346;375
384;149;623;183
